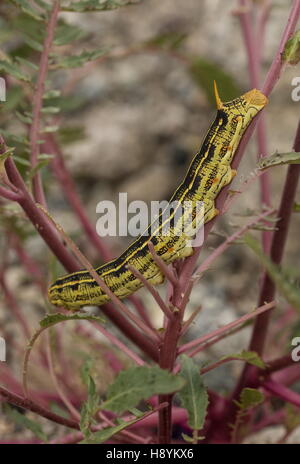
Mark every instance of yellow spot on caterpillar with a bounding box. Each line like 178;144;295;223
231;169;237;179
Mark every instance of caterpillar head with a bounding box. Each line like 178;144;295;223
213;81;268;129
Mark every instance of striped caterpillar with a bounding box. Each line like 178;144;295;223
48;83;267;310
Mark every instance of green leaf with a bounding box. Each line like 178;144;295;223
15;110;33;124
283;29;300;65
293;202;300;212
81;416;140;444
258;151;300;170
80;359;100;438
24;36;43;52
58;126;86;144
177;355;208;431
42;125;59;133
245;234;300;313
4;404;48;442
54;22;87;46
15;56;38;71
220;350;266;369
235;388;264;411
61;0;143;13
146;32;187;50
51;49;108;69
10;0;44;21
39;312;105;329
43;90;61;99
189;58;241;106
0;147;15;162
101;366;185;414
0;60;31;83
285;404;300;432
41;106;61;114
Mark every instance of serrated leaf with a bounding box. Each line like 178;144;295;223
4;404;48;442
245;234;300;313
177;355;208;431
236;388;264;410
283;29;300;65
101;366;185;414
80;359;100;437
258;152;300;170
220;350;266;369
0;60;31;83
10;0;44;21
61;0;143;13
51;49;108;69
189;58;241;106
39;312;105;328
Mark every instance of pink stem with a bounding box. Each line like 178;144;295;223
178;301;275;355
263;380;300;408
46;135;112;262
29;1;60;205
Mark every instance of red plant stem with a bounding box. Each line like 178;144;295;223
10;232;46;292
236;120;300;385
45;135;152;327
193;208;275;278
148;242;178;286
46;135;112;262
264;354;296;374
238;0;271;252
4;155;80;271
0;185;21;201
0;385;80;430
127;263;173;319
263;380;300;408
178;301;275;355
90;321;146;366
158;284;184;443
39;205;161;343
29;1;60;205
0;274;31;339
218;121;300;439
1;138;158;360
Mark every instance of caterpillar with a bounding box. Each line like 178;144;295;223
48;83;268;310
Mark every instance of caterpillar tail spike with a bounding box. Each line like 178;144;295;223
48;83;268;311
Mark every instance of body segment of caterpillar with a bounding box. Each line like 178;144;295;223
48;84;268;310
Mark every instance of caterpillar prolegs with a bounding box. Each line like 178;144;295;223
48;83;268;310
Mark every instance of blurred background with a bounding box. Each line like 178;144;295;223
0;0;299;440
